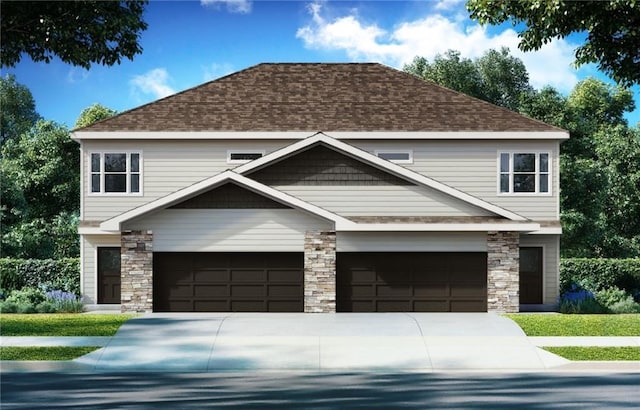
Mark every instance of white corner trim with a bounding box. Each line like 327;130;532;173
71;131;570;142
236;132;528;221
335;222;541;232
99;171;354;231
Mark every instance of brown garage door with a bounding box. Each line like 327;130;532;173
337;252;487;312
153;253;303;312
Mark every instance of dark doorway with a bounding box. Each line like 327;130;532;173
98;247;121;304
519;247;543;304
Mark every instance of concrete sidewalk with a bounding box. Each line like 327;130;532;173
1;313;638;373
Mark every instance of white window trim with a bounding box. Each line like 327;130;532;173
497;151;551;196
374;149;414;164
88;151;143;196
227;149;266;164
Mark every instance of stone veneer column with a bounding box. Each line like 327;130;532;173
304;230;337;313
121;230;153;313
487;231;520;313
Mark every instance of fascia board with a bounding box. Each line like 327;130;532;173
71;131;570;142
335;222;541;232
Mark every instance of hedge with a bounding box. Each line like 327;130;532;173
560;258;640;295
0;258;80;296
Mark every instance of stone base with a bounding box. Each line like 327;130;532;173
121;230;153;313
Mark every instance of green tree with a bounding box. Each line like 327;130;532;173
403;51;485;100
74;103;118;129
1;120;79;220
467;0;640;86
0;74;40;144
475;47;533;111
1;1;148;69
403;48;532;110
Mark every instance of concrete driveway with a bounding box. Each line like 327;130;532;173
76;313;568;372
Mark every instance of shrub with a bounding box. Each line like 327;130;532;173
0;258;80;295
17;303;37;314
36;301;58;313
0;301;18;313
560;258;640;298
559;287;608;314
4;287;46;306
45;290;83;313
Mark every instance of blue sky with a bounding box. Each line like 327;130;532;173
5;0;639;128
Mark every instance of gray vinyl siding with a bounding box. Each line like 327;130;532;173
520;234;560;305
82;140;289;220
272;186;493;216
123;209;331;252
82;139;560;221
81;234;121;304
350;140;560;220
337;232;487;252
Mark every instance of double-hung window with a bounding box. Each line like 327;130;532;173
375;150;413;164
499;152;550;194
91;152;141;194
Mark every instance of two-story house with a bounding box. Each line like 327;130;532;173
72;63;567;314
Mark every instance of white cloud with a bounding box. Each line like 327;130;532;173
201;0;251;14
296;1;581;91
434;0;465;11
130;68;176;100
67;67;89;83
203;62;235;81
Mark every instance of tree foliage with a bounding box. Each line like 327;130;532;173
74;103;118;129
0;74;40;144
403;47;532;111
405;47;640;257
1;1;148;69
467;0;640;86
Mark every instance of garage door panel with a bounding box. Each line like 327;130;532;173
268;285;301;297
194;285;228;297
154;252;303;312
451;300;485;312
377;300;411;311
377;285;412;297
231;285;265;297
170;285;193;297
451;284;485;297
414;284;449;297
231;270;266;282
195;300;228;311
414;300;449;312
337;252;487;312
194;269;229;282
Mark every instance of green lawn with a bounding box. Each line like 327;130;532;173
0;346;101;361
544;346;640;361
0;314;135;336
505;314;640;336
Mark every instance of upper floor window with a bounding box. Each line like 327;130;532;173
499;152;550;194
375;150;413;164
91;152;141;194
227;150;264;164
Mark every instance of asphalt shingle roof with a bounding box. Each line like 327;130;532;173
78;63;561;132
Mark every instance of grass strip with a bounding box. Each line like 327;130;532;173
0;346;101;361
0;314;135;336
505;314;640;336
544;346;640;361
